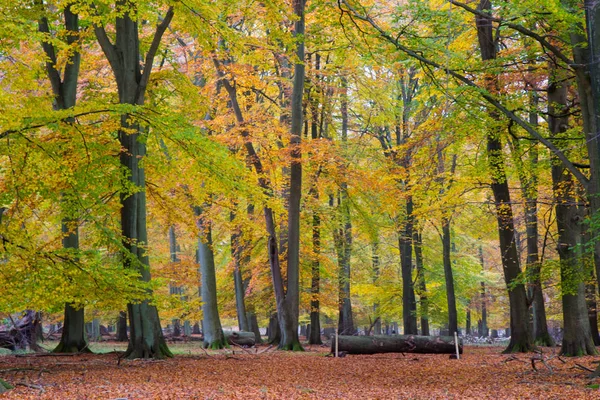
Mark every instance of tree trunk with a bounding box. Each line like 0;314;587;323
231;212;249;332
37;3;88;354
442;218;458;334
94;2;173;359
333;335;462;355
267;313;281;345
309;210;323;344
372;241;383;335
224;331;256;346
548;75;596;356
400;196;418;335
475;0;531;352
246;311;263;344
197;209;226;349
587;283;600;345
413;230;429;336
335;77;355;336
116;311;128;342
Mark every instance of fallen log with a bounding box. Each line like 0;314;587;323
332;335;462;355
224;331;255;347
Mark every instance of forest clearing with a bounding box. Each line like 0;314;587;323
1;343;599;399
5;0;600;397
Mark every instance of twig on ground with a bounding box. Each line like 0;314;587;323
16;382;44;393
573;363;594;373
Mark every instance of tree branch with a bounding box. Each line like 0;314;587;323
338;0;589;190
136;6;175;105
448;0;574;67
36;0;61;99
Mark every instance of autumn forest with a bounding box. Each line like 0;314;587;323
2;0;600;398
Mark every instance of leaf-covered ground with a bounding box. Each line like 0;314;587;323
1;345;599;399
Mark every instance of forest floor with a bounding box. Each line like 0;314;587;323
1;343;600;399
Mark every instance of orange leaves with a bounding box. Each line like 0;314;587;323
2;346;599;399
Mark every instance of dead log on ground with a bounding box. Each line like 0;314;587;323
332;335;462;355
224;331;255;346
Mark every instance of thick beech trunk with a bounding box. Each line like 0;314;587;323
246;312;263;344
197;210;226;349
587;283;600;345
476;0;531;352
267;313;281;345
548;77;596;356
94;3;174;359
37;4;88;354
53;305;88;353
116;311;128;342
333;335;462;355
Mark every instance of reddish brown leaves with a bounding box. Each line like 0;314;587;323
0;346;598;399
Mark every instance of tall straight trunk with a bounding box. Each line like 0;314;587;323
478;246;488;337
508;94;553;346
196;207;226;349
336;77;355;336
231;211;249;332
168;225;183;335
94;3;174;359
583;2;600;308
400;196;418;334
476;0;531;352
275;0;306;351
548;78;596;356
441;218;458;334
413;230;429;336
308;206;322;344
36;3;88;354
587;282;600;345
372;241;382;335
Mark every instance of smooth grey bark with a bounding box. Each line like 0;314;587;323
195;207;226;349
476;0;531;352
441;219;458;335
335;77;355;336
372;241;382;335
400;196;418;334
231;212;249;332
309;204;322;344
478;246;488;337
548;78;596;356
168;225;184;336
413;231;429;336
94;2;173;359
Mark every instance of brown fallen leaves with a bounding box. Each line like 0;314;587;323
1;345;599;399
